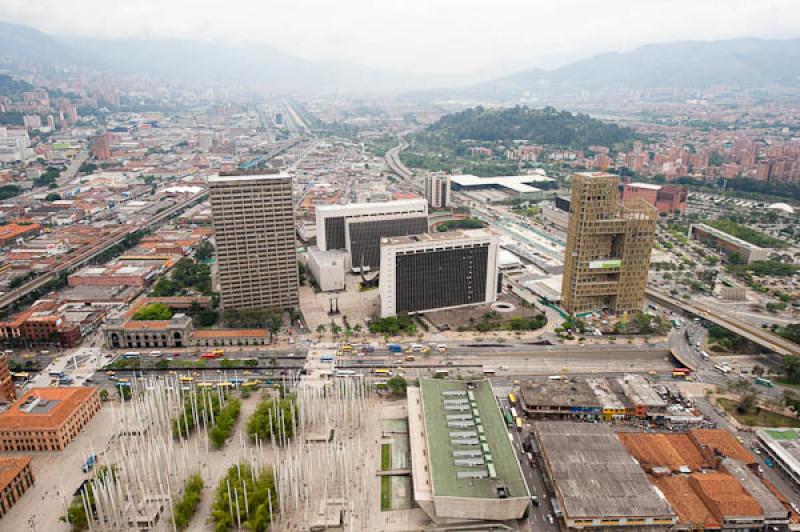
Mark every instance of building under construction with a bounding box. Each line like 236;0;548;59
561;172;657;315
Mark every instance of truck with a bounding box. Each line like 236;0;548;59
388;343;402;353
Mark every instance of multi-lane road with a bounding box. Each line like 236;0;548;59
647;288;800;357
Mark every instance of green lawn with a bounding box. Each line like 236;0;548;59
381;444;391;470
717;398;800;428
380;476;391;511
776;379;800;391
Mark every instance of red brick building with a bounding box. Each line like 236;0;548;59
620;183;688;214
0;354;14;403
0;456;34;518
0;387;101;452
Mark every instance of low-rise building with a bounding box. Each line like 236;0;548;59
104;313;193;349
0;456;34;518
0;387;101;451
689;223;770;264
408;379;529;523
533;421;677;529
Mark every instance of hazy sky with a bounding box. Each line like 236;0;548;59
1;0;799;77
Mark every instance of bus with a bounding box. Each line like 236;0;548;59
319;370;334;379
714;364;732;374
755;377;774;388
510;407;518;419
373;368;391;376
672;368;691;379
200;352;223;359
483;367;496;376
504;411;514;428
672;318;682;329
217;382;234;389
228;377;245;385
196;382;213;389
388;343;402;353
336;370;356;378
433;369;449;378
340;344;352;352
320;355;334;363
515;417;523;432
374;380;388;390
548;375;563;382
122;352;141;359
508;392;517;404
179;376;194;383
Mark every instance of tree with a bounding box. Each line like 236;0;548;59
386;376;408;397
316;324;326;339
173;473;204;530
133;303;173;321
752;365;765;377
45;192;62;201
194;240;214;261
99;389;109;401
736;393;757;415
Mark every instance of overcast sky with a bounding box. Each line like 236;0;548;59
1;0;799;78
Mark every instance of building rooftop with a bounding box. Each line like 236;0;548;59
722;458;786;519
692;223;764;252
382;228;494;247
451;173;552;194
690;428;756;465
519;380;599;409
208;172;291;183
0;387;97;431
0;456;31;490
315;198;426;214
534;421;675;520
419;379;527;499
652;476;719;529
618;432;706;472
193;329;267;338
617;374;668;409
757;428;800;477
689;471;763;518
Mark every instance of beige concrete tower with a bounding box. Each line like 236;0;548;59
561;172;656;315
209;172;299;311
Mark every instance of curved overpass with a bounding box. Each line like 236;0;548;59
646;287;800;357
385;145;413;180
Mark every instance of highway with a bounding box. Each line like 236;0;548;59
0;190;208;311
646;288;800;356
385;145;416;180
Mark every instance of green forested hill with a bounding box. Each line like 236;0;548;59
422;106;637;150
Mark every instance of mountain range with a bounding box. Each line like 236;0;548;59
1;19;799;96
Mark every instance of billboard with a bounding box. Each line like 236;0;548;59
589;259;622;269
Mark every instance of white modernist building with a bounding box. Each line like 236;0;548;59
379;229;499;318
315;199;428;272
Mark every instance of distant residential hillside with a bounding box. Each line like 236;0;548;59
0;74;33;97
423;106;637;149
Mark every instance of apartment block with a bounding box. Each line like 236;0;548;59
379;229;499;317
209;172;299;311
561;172;657;315
425;173;451;209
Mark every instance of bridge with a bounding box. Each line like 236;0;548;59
646;288;800;357
385;145;413;180
0;191;207;311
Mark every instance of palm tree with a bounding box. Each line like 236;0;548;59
316;324;326;340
